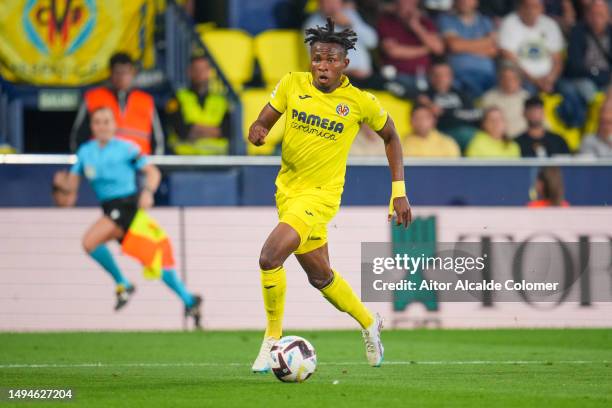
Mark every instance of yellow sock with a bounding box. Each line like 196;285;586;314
320;269;374;329
261;266;286;339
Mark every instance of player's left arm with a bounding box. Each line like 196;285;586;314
376;116;412;228
139;163;161;209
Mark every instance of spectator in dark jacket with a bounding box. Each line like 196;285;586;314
478;0;516;22
515;96;570;157
564;0;612;105
417;60;481;150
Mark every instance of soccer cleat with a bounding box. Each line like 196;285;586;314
185;294;203;329
252;336;278;373
114;284;135;311
362;313;384;367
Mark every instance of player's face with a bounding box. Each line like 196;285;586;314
430;64;453;93
397;0;418;18
110;63;135;91
500;68;521;93
91;109;117;143
456;0;478;14
518;0;543;26
190;58;211;86
482;109;507;139
320;0;343;16
310;42;349;92
412;108;435;136
525;106;544;127
587;1;609;34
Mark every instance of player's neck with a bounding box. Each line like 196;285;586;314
313;78;344;94
96;138;111;148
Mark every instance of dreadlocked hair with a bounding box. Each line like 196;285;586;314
304;17;357;52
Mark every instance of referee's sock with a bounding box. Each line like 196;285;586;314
320;269;374;329
261;266;286;339
89;245;131;288
162;269;195;307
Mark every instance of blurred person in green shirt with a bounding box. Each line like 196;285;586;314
466;107;520;158
165;55;229;155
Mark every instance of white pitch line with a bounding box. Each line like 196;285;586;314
0;360;607;369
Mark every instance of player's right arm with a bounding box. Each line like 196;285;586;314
248;73;290;146
52;170;80;207
53;148;86;207
248;104;282;146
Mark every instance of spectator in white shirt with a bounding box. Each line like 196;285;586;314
499;0;587;127
498;0;564;93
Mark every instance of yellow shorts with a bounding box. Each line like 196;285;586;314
276;189;339;254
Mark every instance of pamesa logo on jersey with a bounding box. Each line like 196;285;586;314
291;109;345;141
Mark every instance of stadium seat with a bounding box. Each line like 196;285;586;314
241;88;284;155
367;91;412;138
583;91;606;136
195;22;216;36
254;30;307;88
201;29;254;91
540;93;581;152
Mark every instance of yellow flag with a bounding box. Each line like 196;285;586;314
0;0;156;85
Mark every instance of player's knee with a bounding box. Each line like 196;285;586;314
308;270;334;290
82;236;96;253
259;251;282;271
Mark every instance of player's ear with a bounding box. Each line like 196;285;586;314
343;57;350;69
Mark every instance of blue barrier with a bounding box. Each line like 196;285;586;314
1;161;611;207
166;170;240;206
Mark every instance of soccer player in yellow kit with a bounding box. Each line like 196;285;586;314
249;18;412;371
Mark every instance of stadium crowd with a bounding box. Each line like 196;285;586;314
302;0;612;158
160;0;612;158
7;0;611;158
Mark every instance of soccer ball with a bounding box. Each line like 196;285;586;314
269;336;317;383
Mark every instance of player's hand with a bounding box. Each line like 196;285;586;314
388;197;412;228
248;122;268;146
333;11;352;27
53;170;69;188
52;191;69;207
139;190;154;209
52;170;69;207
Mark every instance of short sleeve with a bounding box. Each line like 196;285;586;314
437;14;457;36
127;143;149;170
269;73;292;114
498;16;517;51
545;18;564;53
361;91;389;132
481;15;494;35
69;150;84;175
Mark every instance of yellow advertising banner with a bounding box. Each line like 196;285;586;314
0;0;156;86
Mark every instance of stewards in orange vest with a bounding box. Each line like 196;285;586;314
71;52;164;155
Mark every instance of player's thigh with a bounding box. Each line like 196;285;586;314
259;222;301;270
295;244;333;289
82;216;124;252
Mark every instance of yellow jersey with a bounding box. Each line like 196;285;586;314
269;72;388;205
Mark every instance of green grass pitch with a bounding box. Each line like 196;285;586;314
0;329;610;407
